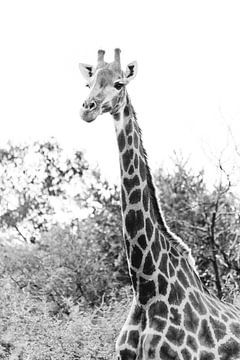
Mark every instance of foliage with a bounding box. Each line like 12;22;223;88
78;169;130;286
155;157;240;299
0;278;131;360
0;224;124;309
0;140;88;241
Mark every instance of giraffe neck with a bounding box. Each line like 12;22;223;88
114;95;169;230
113;96;170;298
113;95;202;305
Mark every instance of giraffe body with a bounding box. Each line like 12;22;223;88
79;49;240;360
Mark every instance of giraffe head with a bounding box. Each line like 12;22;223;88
79;49;137;122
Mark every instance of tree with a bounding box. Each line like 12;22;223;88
0;139;88;241
76;169;130;287
155;156;240;299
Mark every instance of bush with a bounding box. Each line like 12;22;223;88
0;223;126;310
0;278;131;360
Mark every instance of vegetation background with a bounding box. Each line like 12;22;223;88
0;139;240;359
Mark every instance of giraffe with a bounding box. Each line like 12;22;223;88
79;49;240;360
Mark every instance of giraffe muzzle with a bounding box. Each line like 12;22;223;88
80;99;99;122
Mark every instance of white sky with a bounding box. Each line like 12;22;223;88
0;1;240;188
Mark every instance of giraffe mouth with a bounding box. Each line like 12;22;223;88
80;107;100;122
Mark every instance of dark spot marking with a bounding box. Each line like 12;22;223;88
125;119;132;135
198;318;215;348
129;304;142;325
218;338;240;360
166;325;185;346
125;209;144;238
128;135;133;145
199;351;215;360
166;238;170;251
168;281;185;305
158;274;168;296
131;245;143;269
142;185;149;211
181;348;192;360
148;335;161;359
186;334;198;352
149;300;168;320
141;310;147;331
138;234;147;249
118;130;125;152
134;154;138;168
123;175;140;194
146;218;153;240
119;331;127;346
139;277;156;305
128;330;139;349
159;253;169;277
122;149;133;171
113;112;120;121
169;262;175;277
170;307;181;326
129;189;141;204
125;236;130;257
143;251;155;275
139;157;146;181
119;349;136;360
160;342;179;360
121;187;126;212
177;269;189;289
183;302;199;333
230;322;240;338
209;316;226;341
124;105;130;117
134;132;139;148
222;314;228;322
171;247;178;257
128;165;134;175
151;232;161;262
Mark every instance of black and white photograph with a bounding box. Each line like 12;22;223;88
0;1;240;359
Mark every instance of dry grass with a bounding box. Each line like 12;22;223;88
0;280;132;360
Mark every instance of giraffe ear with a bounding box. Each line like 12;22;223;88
79;63;95;81
125;61;138;82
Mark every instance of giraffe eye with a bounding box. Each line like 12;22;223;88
86;84;90;88
114;82;124;90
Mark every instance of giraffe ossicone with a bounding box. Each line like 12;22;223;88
79;49;240;360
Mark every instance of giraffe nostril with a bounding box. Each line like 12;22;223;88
89;100;97;110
